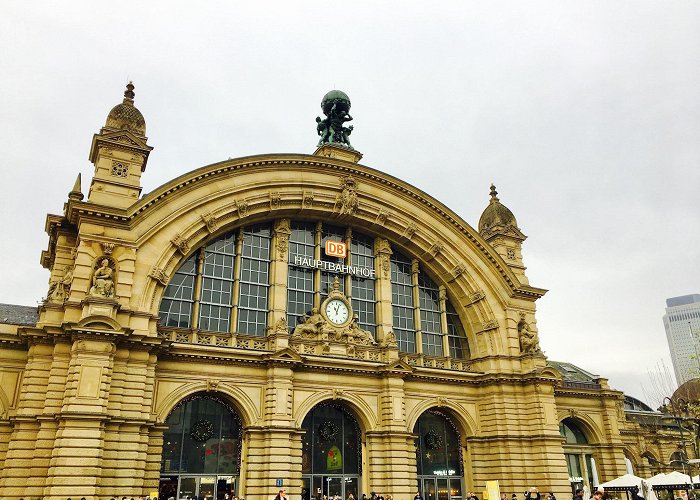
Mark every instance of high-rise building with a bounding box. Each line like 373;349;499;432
663;294;700;384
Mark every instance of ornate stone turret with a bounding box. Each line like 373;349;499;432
87;82;153;208
478;184;529;283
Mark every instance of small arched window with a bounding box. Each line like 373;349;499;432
559;418;588;444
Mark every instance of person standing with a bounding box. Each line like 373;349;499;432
525;488;540;500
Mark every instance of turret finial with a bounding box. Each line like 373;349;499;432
68;173;84;201
123;81;135;103
489;183;499;203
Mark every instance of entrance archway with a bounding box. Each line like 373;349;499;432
159;394;243;500
301;403;362;500
414;409;464;500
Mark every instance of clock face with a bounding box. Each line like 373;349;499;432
325;299;349;325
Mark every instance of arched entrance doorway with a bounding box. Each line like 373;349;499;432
302;403;362;500
414;409;463;500
559;418;597;496
159;394;243;500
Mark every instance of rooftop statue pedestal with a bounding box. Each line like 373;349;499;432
314;143;363;163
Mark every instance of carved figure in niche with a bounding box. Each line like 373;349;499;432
89;259;115;298
47;265;74;302
518;313;540;354
347;314;375;345
383;330;398;348
293;308;325;337
335;177;359;215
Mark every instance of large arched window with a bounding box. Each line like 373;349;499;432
158;219;470;360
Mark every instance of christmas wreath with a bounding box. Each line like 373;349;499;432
190;419;215;442
318;420;340;442
424;428;443;450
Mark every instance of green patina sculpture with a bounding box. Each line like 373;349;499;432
316;90;354;149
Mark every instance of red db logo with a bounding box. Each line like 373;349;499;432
325;240;347;258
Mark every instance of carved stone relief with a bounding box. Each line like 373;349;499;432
148;267;169;286
274;219;292;261
518;312;541;354
334;176;359;215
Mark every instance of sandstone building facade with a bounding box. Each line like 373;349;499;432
0;86;688;499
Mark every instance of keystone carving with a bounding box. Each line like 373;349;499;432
171;234;189;255
207;379;220;392
148;267;170;286
101;242;115;255
335;176;359;216
200;212;219;233
333;388;344;400
436;397;447;407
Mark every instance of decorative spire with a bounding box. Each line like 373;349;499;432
68;173;83;201
123;81;135;104
489;183;500;203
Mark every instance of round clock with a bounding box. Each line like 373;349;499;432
325;298;349;326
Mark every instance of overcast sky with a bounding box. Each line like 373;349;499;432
1;1;698;407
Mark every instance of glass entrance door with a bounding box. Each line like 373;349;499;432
166;476;220;500
304;475;359;500
420;477;462;500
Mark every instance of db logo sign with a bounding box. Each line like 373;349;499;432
325;240;347;258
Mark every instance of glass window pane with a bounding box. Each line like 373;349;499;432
237;224;271;336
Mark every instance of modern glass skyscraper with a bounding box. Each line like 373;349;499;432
663;294;700;385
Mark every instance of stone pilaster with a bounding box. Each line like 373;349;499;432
373;238;393;343
243;426;304;500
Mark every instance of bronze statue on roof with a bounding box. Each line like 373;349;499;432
316;90;354;149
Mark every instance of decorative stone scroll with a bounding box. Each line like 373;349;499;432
451;264;466;280
425;241;444;260
468;290;485;304
481;319;499;331
148;267;169;286
200;212;219;233
374;209;388;226
171;233;189;255
402;223;417;239
88;258;116;298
